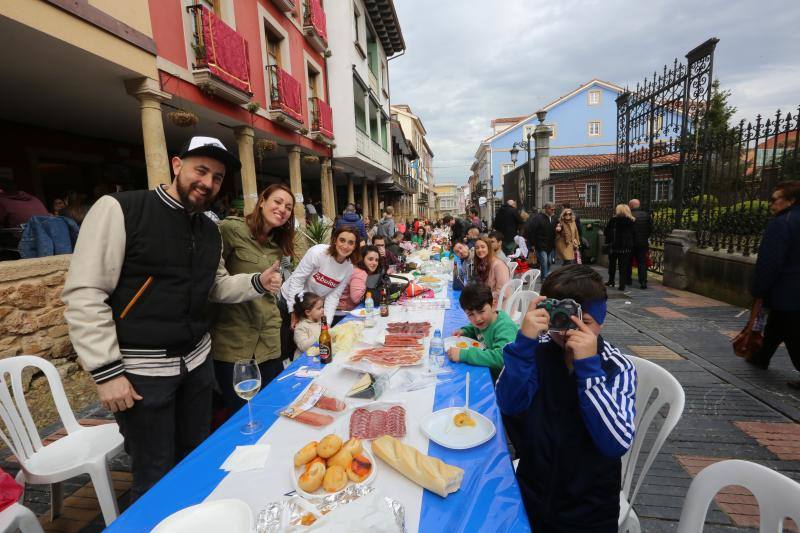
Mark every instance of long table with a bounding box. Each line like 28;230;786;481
106;287;530;532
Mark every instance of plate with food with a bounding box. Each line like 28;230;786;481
419;407;495;450
291;434;376;500
349;308;368;318
346;402;407;440
443;336;484;351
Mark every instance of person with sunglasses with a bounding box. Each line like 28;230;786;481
554;208;581;266
748;181;800;389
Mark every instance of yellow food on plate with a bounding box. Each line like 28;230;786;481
305;456;325;472
341;438;363;457
326;448;353;469
317;434;343;458
323;465;348;492
455;341;468;349
298;461;325;493
419;276;441;283
346;453;373;483
453;411;476;427
294;441;318;466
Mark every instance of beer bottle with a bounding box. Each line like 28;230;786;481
319;315;333;364
379;288;389;317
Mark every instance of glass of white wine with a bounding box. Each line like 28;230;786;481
233;358;262;435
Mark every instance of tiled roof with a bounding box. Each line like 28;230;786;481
550;154;618;171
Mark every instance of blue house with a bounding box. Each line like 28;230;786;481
472;79;623;216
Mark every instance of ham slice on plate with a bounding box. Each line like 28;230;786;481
349;406;406;439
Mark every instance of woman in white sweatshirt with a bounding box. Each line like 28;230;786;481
278;225;359;359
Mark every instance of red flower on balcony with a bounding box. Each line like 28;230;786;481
311;97;334;139
198;7;252;94
304;0;328;43
267;65;303;124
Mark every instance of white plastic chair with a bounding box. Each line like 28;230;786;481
505;290;540;325
497;279;523;314
0;502;44;533
0;356;124;526
507;261;518;278
676;459;800;533
519;269;541;292
618;356;686;533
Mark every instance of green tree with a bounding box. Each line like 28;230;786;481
700;79;737;143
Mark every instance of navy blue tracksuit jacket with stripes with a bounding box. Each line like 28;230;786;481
497;332;637;531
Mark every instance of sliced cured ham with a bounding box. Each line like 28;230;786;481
315;395;346;412
349;406;406;439
292;410;334;427
351;347;423;366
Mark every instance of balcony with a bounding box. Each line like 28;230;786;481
271;0;295;11
302;0;328;53
309;96;334;145
379;173;413;194
188;5;253;105
266;65;304;131
356;129;391;172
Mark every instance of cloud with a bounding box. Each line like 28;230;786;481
388;0;800;185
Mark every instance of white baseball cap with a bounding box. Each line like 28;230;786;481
178;136;241;174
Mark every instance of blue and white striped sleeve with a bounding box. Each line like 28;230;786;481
573;347;637;458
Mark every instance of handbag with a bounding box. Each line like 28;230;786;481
527;249;539;268
575;247;583;265
732;299;765;360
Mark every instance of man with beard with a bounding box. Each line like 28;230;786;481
62;137;283;501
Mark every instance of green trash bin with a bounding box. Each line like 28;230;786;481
579;219;601;264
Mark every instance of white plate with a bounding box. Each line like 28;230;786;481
152;499;252;533
290;445;377;500
419;407;496;450
349;308;368;318
443;336;484;351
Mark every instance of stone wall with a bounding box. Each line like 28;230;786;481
0;255;80;387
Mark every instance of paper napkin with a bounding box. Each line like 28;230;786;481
220;444;271;472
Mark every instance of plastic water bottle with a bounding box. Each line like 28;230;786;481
364;291;375;328
429;329;445;370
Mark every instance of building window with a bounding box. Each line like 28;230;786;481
353;3;361;45
588;90;601;106
546;185;555;204
353;77;367;133
201;0;221;15
523;125;535;141
265;23;284;68
501;163;514;176
588;121;601;136
585;183;600;206
653;178;673;203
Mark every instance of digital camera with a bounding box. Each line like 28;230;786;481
536;298;582;331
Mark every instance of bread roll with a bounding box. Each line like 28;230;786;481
294;441;318;466
305;456;325;472
317;434;343;459
371;435;464;498
298;461;325;493
341;438;363;456
323;464;347;492
326;448;353;469
346;453;372;483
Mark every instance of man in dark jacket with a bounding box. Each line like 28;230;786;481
628;199;653;289
525;202;557;278
335;203;367;243
444;214;468;243
493;199;523;254
749;181;800;389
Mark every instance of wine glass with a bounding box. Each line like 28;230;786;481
233;359;262;434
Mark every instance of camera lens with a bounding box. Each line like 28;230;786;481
551;310;570;330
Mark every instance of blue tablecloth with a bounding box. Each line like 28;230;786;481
107;288;530;532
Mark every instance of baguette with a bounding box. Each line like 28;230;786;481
371;435;464;498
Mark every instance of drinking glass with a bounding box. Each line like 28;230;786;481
233;358;262;434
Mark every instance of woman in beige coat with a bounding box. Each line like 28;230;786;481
555;207;580;264
473;237;510;305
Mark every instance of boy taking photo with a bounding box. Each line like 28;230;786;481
449;284;519;377
496;265;637;532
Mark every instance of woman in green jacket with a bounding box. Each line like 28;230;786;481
212;183;295;413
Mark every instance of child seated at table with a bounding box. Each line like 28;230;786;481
293;293;323;360
447;283;518;377
496;265;637;532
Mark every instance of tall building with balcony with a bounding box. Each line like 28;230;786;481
434;183;459;217
386;119;417;220
391;104;434;220
326;0;404;221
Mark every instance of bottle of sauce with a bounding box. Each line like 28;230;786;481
319;315;333;365
379;288;390;317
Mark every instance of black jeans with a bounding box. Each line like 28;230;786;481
628;245;649;284
751;310;800;370
278;295;296;361
608;252;631;287
114;356;214;501
213;357;285;413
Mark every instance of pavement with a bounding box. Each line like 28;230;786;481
3;268;800;532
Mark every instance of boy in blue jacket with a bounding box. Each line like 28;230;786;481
496;265;637;532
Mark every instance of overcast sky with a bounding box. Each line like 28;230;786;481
389;0;800;186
